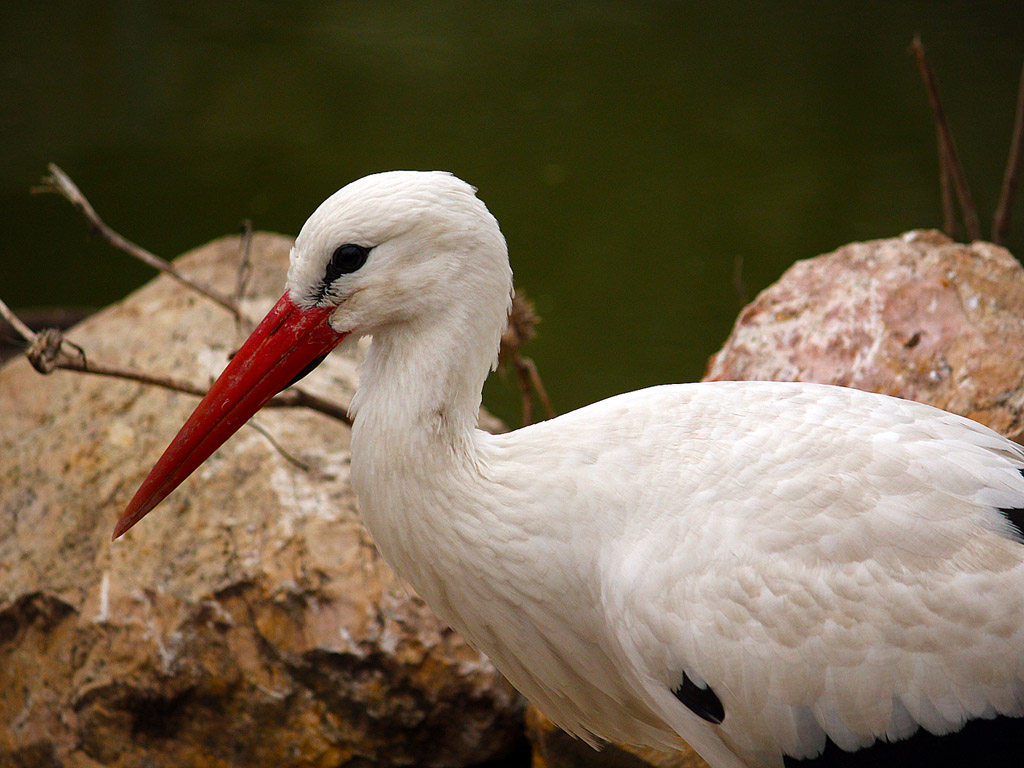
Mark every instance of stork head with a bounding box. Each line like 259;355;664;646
288;171;510;340
113;171;510;539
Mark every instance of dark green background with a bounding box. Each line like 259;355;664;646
3;1;1022;423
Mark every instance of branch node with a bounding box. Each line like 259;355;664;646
26;328;65;374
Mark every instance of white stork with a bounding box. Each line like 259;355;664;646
114;171;1024;768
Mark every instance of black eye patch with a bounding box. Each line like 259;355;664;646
312;244;372;303
324;244;371;283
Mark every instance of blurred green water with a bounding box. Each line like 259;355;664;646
2;0;1022;424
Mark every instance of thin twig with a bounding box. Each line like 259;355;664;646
498;292;556;425
993;62;1024;245
269;388;352;424
33;163;245;322
20;323;212;394
235;219;254;308
911;37;981;241
938;126;957;239
732;254;747;307
0;296;36;343
528;360;556;420
247;421;312;471
511;355;556;425
514;358;534;426
18;323;318;469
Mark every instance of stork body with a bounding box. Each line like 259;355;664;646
117;172;1024;767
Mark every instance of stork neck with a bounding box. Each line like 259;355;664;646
350;315;498;462
345;306;506;639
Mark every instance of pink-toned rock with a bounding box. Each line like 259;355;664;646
705;231;1024;442
0;234;521;768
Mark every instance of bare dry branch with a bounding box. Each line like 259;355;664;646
3;298;353;426
911;37;981;241
993;62;1024;245
33;163;246;323
20;322;330;466
22;323;210;394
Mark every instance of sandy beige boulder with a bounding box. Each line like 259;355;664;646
0;234;521;768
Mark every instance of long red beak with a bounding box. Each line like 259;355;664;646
112;292;347;539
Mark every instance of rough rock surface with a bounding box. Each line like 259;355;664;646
0;234;521;768
705;231;1024;442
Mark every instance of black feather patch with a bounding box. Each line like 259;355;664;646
672;671;724;724
999;506;1024;539
995;466;1024;536
783;714;1024;768
998;468;1024;540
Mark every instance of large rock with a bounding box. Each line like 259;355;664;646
705;231;1024;441
0;234;522;767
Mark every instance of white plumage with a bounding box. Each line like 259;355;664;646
118;171;1024;768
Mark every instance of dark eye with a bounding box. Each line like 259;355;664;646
324;244;370;283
